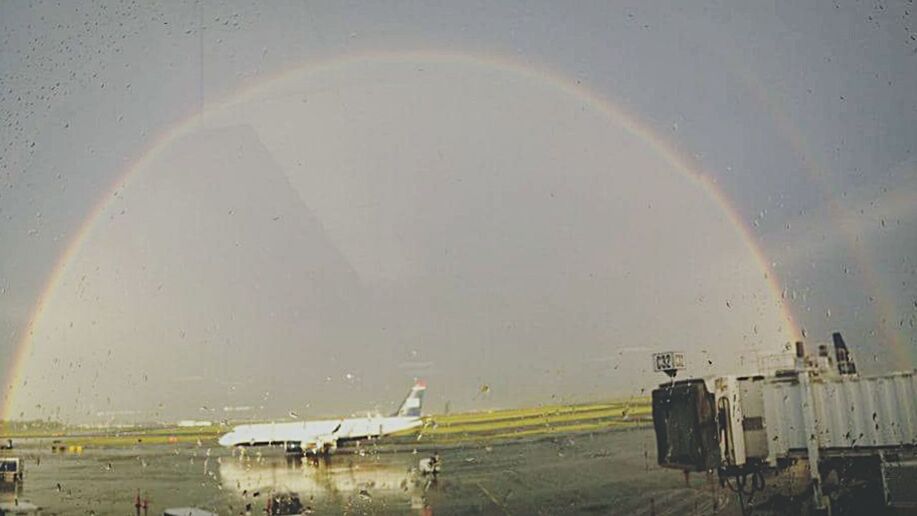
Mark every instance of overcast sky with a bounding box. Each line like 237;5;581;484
1;1;914;423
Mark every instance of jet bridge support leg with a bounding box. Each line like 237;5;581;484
799;371;830;513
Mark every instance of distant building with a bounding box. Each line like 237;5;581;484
177;420;212;428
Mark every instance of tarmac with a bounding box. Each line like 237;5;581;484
2;427;736;515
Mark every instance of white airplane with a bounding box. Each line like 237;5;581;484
218;381;426;454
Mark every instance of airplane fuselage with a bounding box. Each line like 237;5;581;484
217;416;421;448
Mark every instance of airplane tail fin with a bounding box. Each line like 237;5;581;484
394;380;426;418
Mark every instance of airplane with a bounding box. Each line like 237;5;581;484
217;380;426;455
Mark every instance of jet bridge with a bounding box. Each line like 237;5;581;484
652;333;917;512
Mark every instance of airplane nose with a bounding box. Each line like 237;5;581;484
218;432;234;447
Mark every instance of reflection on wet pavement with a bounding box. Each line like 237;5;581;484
220;452;433;512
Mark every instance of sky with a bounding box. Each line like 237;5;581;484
0;1;915;423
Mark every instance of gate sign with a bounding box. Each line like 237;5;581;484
653;351;686;373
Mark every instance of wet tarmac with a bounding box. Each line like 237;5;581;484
2;427;737;515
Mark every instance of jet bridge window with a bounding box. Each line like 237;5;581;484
717;397;734;466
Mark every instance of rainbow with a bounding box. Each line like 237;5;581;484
1;50;801;420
